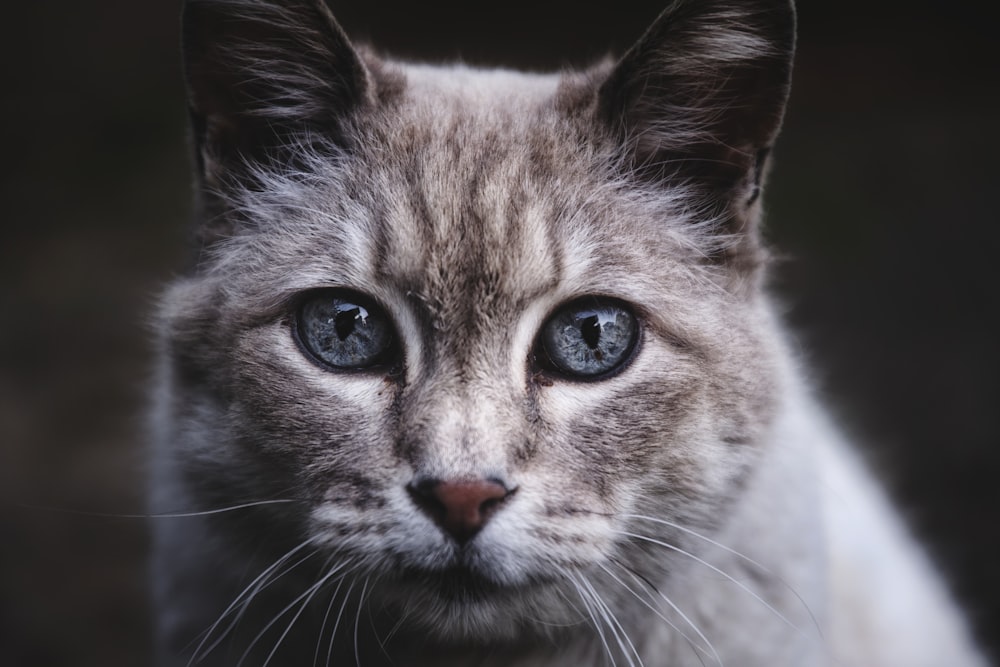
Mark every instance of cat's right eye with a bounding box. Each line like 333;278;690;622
294;289;396;371
533;297;639;380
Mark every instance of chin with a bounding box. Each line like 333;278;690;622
381;565;573;642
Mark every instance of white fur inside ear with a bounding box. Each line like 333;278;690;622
686;13;778;63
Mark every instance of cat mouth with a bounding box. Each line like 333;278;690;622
395;564;510;601
392;559;558;605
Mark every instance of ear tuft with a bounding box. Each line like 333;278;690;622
597;0;795;210
182;0;371;186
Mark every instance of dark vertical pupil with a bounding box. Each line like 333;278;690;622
580;314;601;349
334;306;362;341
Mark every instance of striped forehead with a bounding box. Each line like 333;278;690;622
369;82;578;327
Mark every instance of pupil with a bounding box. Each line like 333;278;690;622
580;314;601;349
334;306;361;341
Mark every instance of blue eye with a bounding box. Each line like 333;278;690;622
536;298;639;379
295;290;395;370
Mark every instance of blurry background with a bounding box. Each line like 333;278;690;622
1;1;996;664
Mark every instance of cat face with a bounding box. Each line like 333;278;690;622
162;0;794;641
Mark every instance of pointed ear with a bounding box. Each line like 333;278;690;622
182;0;371;189
597;0;795;215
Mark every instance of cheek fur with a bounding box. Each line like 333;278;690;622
227;325;402;500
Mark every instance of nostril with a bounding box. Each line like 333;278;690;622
407;478;515;545
408;479;448;521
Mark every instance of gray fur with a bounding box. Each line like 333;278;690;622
151;1;987;665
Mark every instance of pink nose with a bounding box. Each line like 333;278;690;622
408;478;514;544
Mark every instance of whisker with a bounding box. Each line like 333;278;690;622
621;530;800;633
313;569;351;667
262;560;356;667
188;537;318;665
622;514;767;571
237;559;354;666
579;571;643;667
566;569;617;667
600;560;719;667
523;574;590;630
354;576;371;667
19;498;305;520
325;579;358;667
624;567;724;667
377;599;410;652
623;515;826;643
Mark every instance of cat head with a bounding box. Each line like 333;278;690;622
161;0;795;640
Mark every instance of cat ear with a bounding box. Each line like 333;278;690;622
597;0;795;216
182;0;371;188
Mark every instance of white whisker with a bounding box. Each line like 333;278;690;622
566;570;617;667
624;514;826;644
261;560;353;667
377;597;412;651
22;498;304;520
312;559;364;667
600;560;721;667
579;571;643;667
188;537;318;665
354;576;371;667
621;530;800;633
325;579;357;667
314;576;344;667
237;559;354;666
622;514;768;570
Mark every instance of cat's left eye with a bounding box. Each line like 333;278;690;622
294;289;396;371
533;297;639;380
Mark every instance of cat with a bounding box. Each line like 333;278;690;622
150;0;988;665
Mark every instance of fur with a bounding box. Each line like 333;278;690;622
150;1;987;665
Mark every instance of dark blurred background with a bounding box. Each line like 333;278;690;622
1;1;996;665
